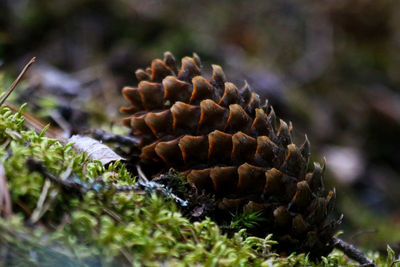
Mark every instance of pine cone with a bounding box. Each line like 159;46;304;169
121;52;340;257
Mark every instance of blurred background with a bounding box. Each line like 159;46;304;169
1;0;400;251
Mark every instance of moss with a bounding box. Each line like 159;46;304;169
230;210;266;232
0;104;398;266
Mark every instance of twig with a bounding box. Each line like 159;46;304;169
0;57;36;106
103;208;122;222
26;159;188;207
333;237;376;267
26;159;84;194
119;247;134;265
0;164;12;217
90;129;140;147
29;174;62;224
29;179;52;223
136;164;149;183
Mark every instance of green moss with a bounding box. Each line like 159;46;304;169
0;103;398;266
230;210;266;231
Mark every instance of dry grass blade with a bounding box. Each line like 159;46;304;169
0;57;36;106
0;164;12;217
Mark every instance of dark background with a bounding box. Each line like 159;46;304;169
1;0;400;250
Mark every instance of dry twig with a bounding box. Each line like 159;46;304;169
29;179;52;223
26;159;188;207
333;237;376;267
0;57;36;106
0;164;12;217
90;128;140;147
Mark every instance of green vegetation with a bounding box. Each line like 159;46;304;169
230;210;266;232
0;101;398;266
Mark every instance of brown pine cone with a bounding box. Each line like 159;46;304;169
121;52;340;258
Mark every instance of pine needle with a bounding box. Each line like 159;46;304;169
0;57;36;106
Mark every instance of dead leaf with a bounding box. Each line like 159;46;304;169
68;135;124;165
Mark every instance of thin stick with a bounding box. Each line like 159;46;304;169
333;237;376;267
0;57;36;106
0;164;12;217
136;164;149;183
26;159;188;207
29;179;51;223
90;128;140;146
